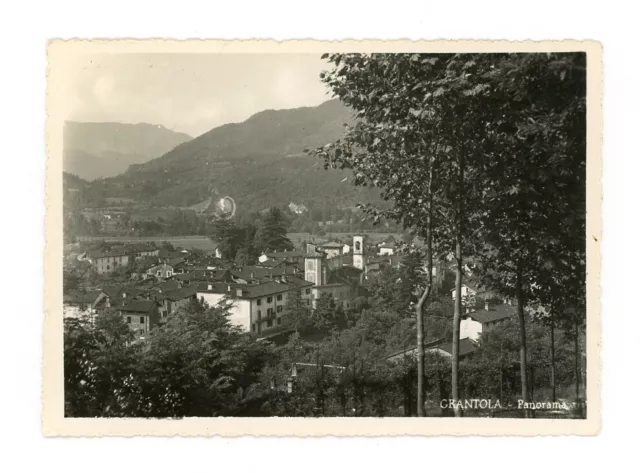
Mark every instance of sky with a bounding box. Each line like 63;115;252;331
62;54;333;137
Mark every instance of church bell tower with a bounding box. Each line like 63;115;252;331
353;235;364;270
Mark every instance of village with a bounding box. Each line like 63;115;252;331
63;232;518;363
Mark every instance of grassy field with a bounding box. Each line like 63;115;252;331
76;231;409;252
76;235;219;252
288;232;404;246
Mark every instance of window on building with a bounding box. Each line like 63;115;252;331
277;318;282;325
306;300;310;306
257;310;261;319
140;316;144;324
277;294;282;301
277;305;283;313
126;316;131;324
267;296;273;303
267;320;273;328
305;288;311;294
267;308;273;316
257;299;261;306
252;323;256;332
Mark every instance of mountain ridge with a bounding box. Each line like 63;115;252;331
63;121;193;180
73;99;382;217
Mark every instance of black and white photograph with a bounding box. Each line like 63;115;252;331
44;40;601;435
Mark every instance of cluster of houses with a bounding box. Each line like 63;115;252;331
65;236;412;340
65;235;517;359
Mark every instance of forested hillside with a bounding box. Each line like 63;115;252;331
79;100;383;216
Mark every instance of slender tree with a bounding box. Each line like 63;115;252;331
311;53;491;415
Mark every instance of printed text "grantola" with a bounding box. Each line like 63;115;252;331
440;399;502;409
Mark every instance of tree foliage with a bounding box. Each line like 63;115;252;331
64;300;273;417
309;52;587;414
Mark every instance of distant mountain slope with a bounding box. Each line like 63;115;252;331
63;122;192;180
82;100;383;215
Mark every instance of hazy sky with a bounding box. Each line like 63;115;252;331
63;54;333;137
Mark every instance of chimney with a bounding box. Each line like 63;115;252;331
485;301;490;311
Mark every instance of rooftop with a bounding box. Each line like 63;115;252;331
231;265;295;281
285;276;314;288
383;337;478;360
467;304;515;324
163;285;199;302
88;249;129;259
197;280;295;299
432;337;478;358
63;290;102;304
265;250;307;259
119;300;159;313
152;280;182;293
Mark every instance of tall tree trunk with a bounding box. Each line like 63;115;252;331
452;238;462;417
416;288;427;417
499;343;503;403
550;312;556;403
515;262;530;415
451;151;464;418
416;164;434;417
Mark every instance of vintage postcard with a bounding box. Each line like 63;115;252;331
44;39;602;436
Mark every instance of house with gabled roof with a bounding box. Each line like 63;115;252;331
117;300;161;339
157;284;199;318
383;337;478;363
86;249;130;274
127;242;159;260
259;249;307;266
378;242;395;256
460;302;515;341
231;265;297;284
91;284;148;314
145;263;174;281
63;290;103;322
